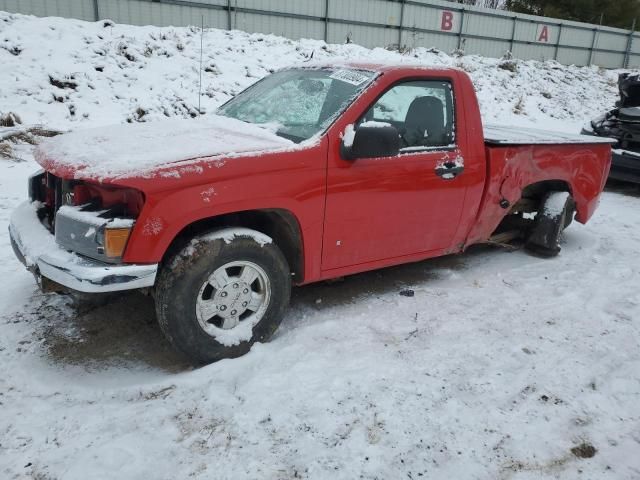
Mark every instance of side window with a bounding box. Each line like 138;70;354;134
363;80;455;150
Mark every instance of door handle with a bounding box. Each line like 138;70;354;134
435;162;464;179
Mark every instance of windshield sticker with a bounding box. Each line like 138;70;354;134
329;69;370;86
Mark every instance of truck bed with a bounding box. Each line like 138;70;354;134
484;124;616;145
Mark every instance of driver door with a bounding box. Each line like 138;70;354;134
322;79;468;271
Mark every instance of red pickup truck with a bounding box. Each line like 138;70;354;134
10;63;612;364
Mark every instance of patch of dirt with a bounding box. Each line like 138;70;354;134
48;74;78;90
290;254;467;311
37;292;191;372
539;393;564;405
571;442;597;459
0;43;22;56
498;60;518;72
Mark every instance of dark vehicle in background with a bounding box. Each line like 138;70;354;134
583;73;640;183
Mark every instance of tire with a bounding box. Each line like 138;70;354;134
525;191;575;258
154;228;291;365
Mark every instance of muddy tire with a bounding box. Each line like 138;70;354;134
525;191;575;258
154;228;291;365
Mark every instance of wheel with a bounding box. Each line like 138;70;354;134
525;191;575;258
155;228;291;365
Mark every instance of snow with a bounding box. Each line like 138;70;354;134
141;217;164;236
360;121;393;129
201;227;273;247
108;218;136;229
342;124;356;147
3;170;640;478
199;187;216;203
0;126;29;141
436;153;465;179
613;148;640;158
341;121;397;152
1;11;640;480
199;318;255;348
484;124;617;145
9;201;76;267
57;205;135;228
35;115;294;179
401;144;457;153
543;191;571;218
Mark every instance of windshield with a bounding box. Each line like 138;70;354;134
217;68;377;143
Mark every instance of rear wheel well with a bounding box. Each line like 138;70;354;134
507;180;573;217
519;180;572;206
161;209;304;283
490;180;573;243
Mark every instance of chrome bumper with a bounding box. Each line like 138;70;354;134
9;201;158;293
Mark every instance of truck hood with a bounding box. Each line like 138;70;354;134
34;115;294;180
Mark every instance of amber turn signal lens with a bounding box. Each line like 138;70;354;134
104;228;131;258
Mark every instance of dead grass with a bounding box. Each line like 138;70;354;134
0;143;12;159
498;60;518;73
0;112;22;127
0;125;62;161
513;96;525;115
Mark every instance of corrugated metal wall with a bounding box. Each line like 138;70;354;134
0;0;96;21
1;0;639;68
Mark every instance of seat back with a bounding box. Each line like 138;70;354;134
403;96;447;147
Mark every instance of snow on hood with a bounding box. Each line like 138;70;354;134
34;115;294;179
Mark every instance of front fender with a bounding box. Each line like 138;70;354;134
120;159;327;284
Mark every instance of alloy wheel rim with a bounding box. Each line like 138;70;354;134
195;260;271;335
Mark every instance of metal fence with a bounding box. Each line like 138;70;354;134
2;0;640;68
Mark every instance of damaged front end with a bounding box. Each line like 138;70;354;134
582;73;640;183
9;170;157;293
30;171;143;263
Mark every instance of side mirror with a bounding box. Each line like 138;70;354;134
342;122;400;160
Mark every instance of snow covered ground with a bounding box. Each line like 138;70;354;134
1;11;640;480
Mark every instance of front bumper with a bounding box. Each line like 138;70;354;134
9;201;158;293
